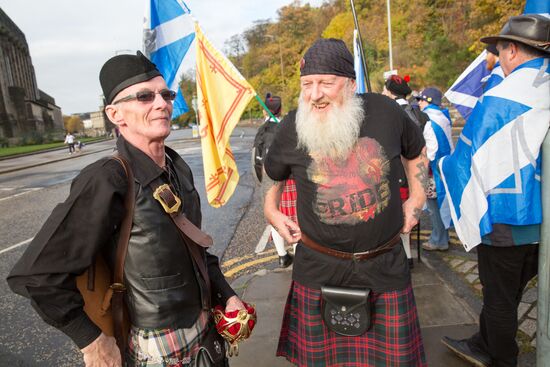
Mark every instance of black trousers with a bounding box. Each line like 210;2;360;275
473;244;538;367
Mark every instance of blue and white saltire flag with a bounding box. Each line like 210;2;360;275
353;30;366;94
439;57;550;251
444;51;491;120
444;0;550;120
423;105;454;228
143;0;195;117
524;0;550;17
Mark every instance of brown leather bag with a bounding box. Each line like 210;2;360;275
75;154;135;358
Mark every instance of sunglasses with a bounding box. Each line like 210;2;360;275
112;89;176;104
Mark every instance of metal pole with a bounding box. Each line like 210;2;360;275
349;0;371;92
537;129;550;364
386;0;393;71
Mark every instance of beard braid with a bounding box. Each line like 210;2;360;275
296;87;364;161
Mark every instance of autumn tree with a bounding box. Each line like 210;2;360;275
63;115;83;133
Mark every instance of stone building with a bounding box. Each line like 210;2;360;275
0;7;63;142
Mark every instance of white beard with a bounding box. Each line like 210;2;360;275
296;91;364;161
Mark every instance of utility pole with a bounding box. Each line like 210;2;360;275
386;0;393;71
265;34;286;106
537;129;550;364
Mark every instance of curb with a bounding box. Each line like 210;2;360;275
0;138;112;161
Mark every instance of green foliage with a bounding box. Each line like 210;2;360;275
189;0;524;113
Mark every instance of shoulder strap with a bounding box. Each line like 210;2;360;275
109;154;135;356
150;178;212;309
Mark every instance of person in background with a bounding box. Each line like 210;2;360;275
382;74;427;268
416;87;454;252
441;15;550;367
64;131;76;154
253;93;295;268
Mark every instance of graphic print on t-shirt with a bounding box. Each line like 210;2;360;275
308;136;391;225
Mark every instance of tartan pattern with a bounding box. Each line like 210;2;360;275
280;178;297;223
277;281;426;367
126;311;209;367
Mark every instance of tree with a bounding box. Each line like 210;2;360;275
63;115;83;133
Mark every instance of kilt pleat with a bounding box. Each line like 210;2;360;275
277;281;426;367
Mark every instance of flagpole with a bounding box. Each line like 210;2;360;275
254;95;280;123
537;129;550;363
350;0;371;92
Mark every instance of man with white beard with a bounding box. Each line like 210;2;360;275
263;38;429;366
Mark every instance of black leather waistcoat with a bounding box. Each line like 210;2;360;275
121;166;208;329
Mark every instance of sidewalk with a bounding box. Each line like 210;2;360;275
0;139;115;174
228;256;478;367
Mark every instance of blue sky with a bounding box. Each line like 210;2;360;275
0;0;324;114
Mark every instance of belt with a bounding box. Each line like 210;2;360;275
300;232;402;261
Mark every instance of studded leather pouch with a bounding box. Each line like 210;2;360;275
320;285;372;336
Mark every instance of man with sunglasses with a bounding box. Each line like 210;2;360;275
8;51;244;366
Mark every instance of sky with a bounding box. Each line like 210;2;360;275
0;0;324;115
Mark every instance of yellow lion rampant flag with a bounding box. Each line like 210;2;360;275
195;23;255;207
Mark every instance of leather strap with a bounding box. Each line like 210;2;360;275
110;154;135;357
300;231;401;261
150;179;212;309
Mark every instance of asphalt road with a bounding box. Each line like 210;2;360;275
0;127;259;366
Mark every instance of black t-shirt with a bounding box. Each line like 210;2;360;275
264;93;425;291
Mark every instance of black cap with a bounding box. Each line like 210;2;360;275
481;14;550;55
300;38;355;79
264;93;282;115
100;51;162;104
415;87;443;106
385;75;412;97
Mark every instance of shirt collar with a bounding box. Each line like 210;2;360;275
116;136;172;187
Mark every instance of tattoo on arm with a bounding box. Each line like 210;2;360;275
261;172;283;199
415;161;429;191
413;207;422;221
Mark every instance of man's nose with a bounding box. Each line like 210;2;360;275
152;92;169;108
310;84;323;102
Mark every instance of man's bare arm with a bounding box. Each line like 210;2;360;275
262;174;301;243
401;147;428;233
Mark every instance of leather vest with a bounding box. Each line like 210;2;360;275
116;159;209;329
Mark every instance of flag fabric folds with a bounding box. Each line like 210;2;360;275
195;23;255;208
439;58;550;251
444;51;491;120
353;30;366;94
144;0;195;117
444;0;550;120
524;0;550;17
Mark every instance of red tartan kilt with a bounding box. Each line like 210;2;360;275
277;281;426;367
279;178;297;224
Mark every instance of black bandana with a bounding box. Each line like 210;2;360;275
300;38;355;79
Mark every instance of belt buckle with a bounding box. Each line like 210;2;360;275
153;184;182;214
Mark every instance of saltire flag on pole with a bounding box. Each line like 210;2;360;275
439;58;550;251
195;23;255;208
444;0;550;120
353;29;366;94
444;51;491;120
143;0;195;117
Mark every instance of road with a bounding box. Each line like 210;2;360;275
0;127;259;366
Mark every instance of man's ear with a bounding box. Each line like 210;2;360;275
350;78;357;93
105;105;122;127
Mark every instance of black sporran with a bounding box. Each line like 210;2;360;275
320;285;372;336
191;325;228;367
